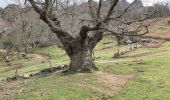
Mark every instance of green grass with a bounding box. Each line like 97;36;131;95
0;46;69;79
15;73;95;100
2;36;170;99
14;55;170;100
3;17;170;100
97;61;147;74
114;56;170;100
29;46;69;62
94;37;130;60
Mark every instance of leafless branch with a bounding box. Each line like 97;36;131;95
114;0;138;19
103;24;149;37
108;10;157;25
27;0;74;42
104;0;119;23
96;0;103;19
0;28;8;34
88;0;97;23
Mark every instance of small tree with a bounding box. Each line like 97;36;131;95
26;0;154;72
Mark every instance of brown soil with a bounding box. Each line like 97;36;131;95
1;71;141;100
0;63;24;73
0;81;21;100
31;54;49;62
0;49;7;56
89;71;140;100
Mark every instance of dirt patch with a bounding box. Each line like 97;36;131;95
143;39;165;48
96;71;135;84
1;71;140;99
0;49;7;57
0;49;49;63
0;81;21;100
85;71;140;100
145;35;170;41
31;54;49;62
0;64;24;73
142;50;170;58
95;71;137;95
126;50;170;59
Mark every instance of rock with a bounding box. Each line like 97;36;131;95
0;49;7;57
40;66;60;73
4;56;11;62
141;38;151;43
22;74;30;79
6;76;17;82
61;65;68;69
29;72;40;77
18;52;26;59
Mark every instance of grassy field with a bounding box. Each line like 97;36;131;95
1;39;170;99
1;18;170;99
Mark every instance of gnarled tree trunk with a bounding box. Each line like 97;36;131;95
63;31;102;72
68;46;96;71
65;34;101;72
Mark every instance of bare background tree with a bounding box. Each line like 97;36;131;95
0;3;61;51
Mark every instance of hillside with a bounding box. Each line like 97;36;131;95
1;17;170;99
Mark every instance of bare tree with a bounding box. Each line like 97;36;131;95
26;0;154;72
146;3;170;18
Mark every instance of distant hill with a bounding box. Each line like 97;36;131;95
0;4;20;23
0;0;169;49
0;4;60;48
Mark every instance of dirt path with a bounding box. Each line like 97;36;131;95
0;52;50;99
0;64;23;73
96;50;170;64
0;49;49;73
141;50;170;58
0;48;49;62
31;54;49;62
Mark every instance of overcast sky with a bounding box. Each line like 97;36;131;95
0;0;169;8
128;0;169;6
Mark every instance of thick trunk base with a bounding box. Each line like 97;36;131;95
68;49;98;72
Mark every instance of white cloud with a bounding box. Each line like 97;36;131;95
93;0;170;6
0;0;19;8
127;0;170;6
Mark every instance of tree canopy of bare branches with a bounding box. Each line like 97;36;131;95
26;0;155;72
